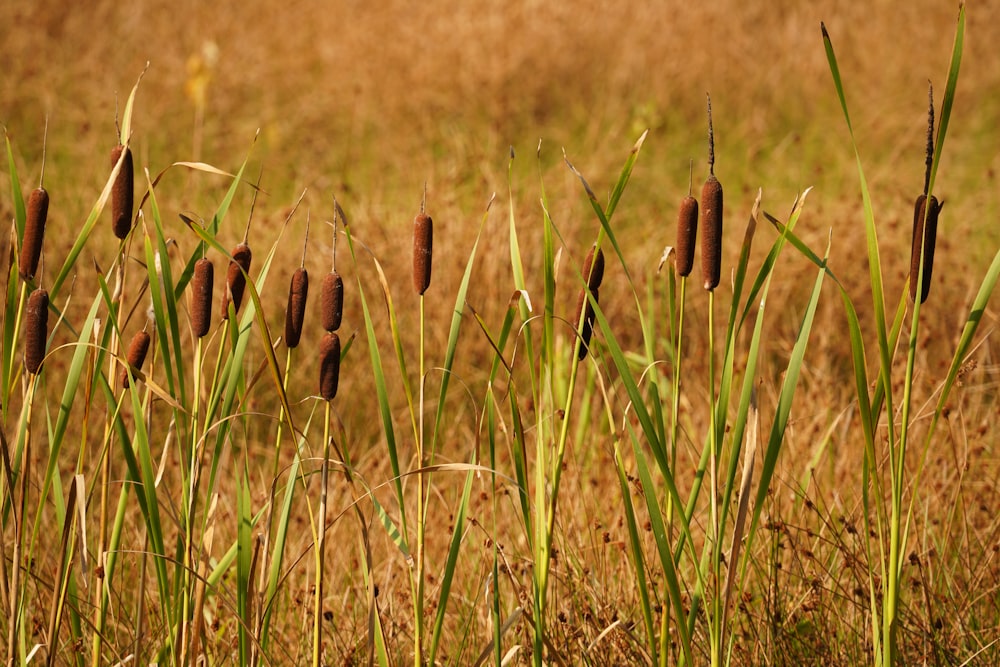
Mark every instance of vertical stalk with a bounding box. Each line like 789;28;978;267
414;294;426;667
313;403;332;667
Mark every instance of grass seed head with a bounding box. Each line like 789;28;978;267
321;271;344;332
19;187;49;281
909;194;941;304
119;330;151;388
319;331;341;401
25;288;49;374
110;144;134;240
675;195;698;277
413;212;433;295
285;267;309;348
191;257;214;338
700;175;723;291
221;242;252;319
583;245;605;292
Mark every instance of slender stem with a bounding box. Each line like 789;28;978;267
707;290;722;667
414;293;426;667
313;403;332;667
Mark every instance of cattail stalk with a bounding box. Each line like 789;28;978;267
221;243;252;319
910;83;940;304
110;144;134;240
701;95;723;292
413;212;433;295
284;267;309;348
676;162;699;278
19;188;48;281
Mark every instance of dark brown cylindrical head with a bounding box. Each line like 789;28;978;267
319;331;341;401
413;212;433;295
25;288;49;374
221;243;252;320
700;175;724;291
191;258;214;338
321;271;344;332
19;187;49;281
119;330;152;388
675;195;698;278
909;194;941;304
583;245;605;292
285;267;309;348
110;144;134;240
574;288;598;361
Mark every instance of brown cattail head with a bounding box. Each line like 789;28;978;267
319;331;341;401
583;245;605;292
19;187;49;281
575;288;598;360
119;330;152;388
285;267;309;348
675;195;698;277
24;288;49;374
221;243;252;320
191;257;214;338
413;212;433;295
909;194;942;304
700;175;724;291
110;144;134;240
321;271;344;332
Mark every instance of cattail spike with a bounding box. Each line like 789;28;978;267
321;271;344;332
701;175;724;291
319;332;341;401
909;194;942;303
191;257;214;338
575;289;598;360
221;243;252;319
413;200;433;295
110;144;134;239
119;329;152;388
583;245;605;292
675;194;699;278
285;267;309;348
24;288;49;374
19;187;49;281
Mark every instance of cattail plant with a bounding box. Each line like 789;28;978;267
321;214;344;333
110;143;134;240
119;329;151;388
19;187;48;282
285;218;310;348
575;244;605;359
319;332;341;401
190;257;214;338
24;287;49;374
675;162;699;278
701;95;724;292
909;84;942;304
221;243;252;319
413;186;433;295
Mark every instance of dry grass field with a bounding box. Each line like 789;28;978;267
3;1;1000;665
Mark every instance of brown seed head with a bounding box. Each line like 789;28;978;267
583;246;605;292
191;258;214;338
25;288;49;374
119;330;152;388
221;243;252;319
413;212;433;295
110;144;134;240
575;288;598;360
19;187;49;281
321;271;344;332
700;175;724;291
909;194;941;304
675;195;698;277
319;331;341;401
285;267;309;348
